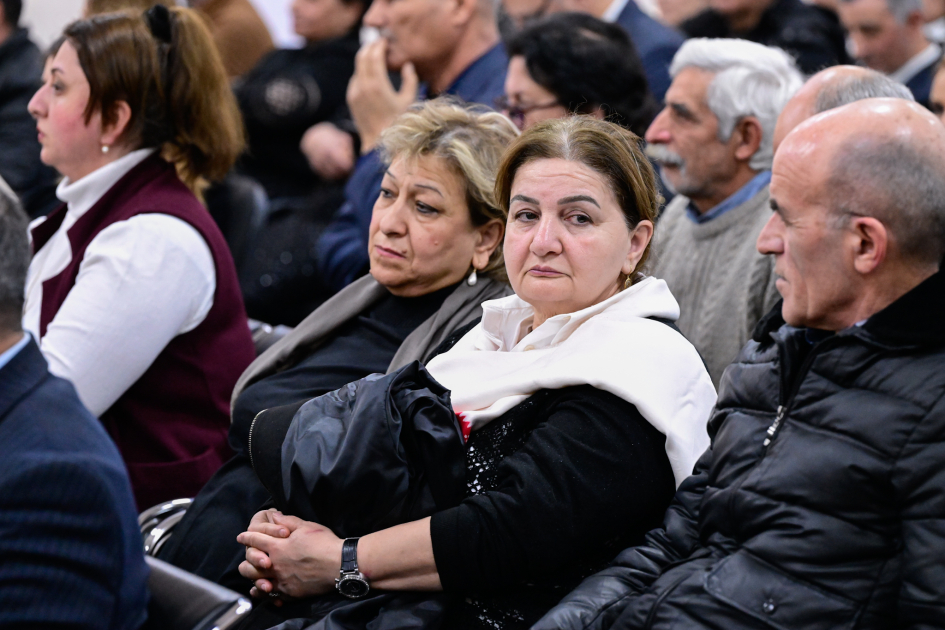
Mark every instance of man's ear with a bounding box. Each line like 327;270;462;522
849;215;888;275
100;100;132;149
732;116;763;164
448;0;481;27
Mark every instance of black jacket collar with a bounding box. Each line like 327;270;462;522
753;270;945;347
862;270;945;346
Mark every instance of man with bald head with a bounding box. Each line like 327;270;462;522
535;98;945;630
773;65;915;150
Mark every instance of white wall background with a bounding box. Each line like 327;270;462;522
21;0;301;50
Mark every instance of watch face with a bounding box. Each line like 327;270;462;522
338;574;370;599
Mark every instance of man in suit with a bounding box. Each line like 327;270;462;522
0;189;148;629
838;0;942;108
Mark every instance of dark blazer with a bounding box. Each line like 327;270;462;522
0;338;148;629
906;55;939;109
615;1;683;103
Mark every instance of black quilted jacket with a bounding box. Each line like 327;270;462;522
534;270;945;630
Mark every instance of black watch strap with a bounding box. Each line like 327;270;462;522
341;537;360;572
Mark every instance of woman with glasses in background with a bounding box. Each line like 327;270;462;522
497;12;658;135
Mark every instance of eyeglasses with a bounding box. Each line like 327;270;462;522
495;95;561;129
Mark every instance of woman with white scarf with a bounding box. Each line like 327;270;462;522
236;117;717;629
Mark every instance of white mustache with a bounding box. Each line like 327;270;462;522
645;144;685;168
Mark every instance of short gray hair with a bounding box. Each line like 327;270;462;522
670;38;803;170
838;0;922;22
814;69;915;113
828;137;945;265
0;184;28;334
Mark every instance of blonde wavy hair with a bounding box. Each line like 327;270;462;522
377;98;520;281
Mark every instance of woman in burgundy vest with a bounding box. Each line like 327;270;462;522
24;6;255;510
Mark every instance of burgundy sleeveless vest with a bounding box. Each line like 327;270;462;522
31;155;256;510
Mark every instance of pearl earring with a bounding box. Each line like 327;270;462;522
101;145;110;154
466;268;478;287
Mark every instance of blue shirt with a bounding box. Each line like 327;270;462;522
0;333;29;372
317;43;509;292
685;171;771;224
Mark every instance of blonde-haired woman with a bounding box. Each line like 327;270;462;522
158;98;519;588
237;117;716;629
25;6;254;509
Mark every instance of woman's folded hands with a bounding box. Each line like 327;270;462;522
237;508;344;600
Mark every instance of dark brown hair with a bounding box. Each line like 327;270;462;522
58;6;244;192
84;0;173;17
494;116;661;279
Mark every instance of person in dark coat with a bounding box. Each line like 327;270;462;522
235;117;716;630
837;0;941;109
534;98;945;630
0;0;58;217
235;0;368;201
0;186;148;629
681;0;849;74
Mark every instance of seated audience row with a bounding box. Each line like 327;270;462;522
235;108;717;630
7;3;945;624
157;101;518;594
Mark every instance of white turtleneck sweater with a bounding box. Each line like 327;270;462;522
24;149;216;417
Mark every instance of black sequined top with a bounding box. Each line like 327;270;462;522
430;385;677;629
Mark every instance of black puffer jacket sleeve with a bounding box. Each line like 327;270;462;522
893;393;945;628
532;447;712;630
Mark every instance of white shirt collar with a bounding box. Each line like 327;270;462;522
601;0;631;22
56;148;157;221
889;42;941;85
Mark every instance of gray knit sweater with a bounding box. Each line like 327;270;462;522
649;185;780;386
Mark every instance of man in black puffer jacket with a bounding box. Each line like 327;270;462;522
534;98;945;630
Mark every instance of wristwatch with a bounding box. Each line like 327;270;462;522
335;537;370;599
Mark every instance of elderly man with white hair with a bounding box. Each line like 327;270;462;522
645;38;802;385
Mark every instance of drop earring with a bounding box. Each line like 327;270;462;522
466;268;478;287
101;145;110;154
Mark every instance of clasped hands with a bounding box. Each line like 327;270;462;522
300;38;418;180
237;508;344;601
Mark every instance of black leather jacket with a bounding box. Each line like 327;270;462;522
535;270;945;630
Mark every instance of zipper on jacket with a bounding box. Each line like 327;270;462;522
762;405;785;447
247;409;267;472
763;335;840;451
